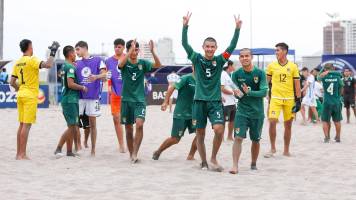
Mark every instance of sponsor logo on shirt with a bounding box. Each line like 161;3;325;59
81;67;91;78
287;68;290;72
254;76;259;83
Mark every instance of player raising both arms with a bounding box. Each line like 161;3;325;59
181;12;241;171
119;40;162;163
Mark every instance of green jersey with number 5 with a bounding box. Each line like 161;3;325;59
121;59;153;102
320;72;343;105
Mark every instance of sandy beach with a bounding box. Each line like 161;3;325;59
0;105;355;200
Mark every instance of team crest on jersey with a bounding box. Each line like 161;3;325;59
69;68;75;74
138;64;143;70
81;67;91;77
287;68;291;72
254;76;259;83
178;131;183;137
212;61;217;66
235;128;240;134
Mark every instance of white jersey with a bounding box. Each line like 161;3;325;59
221;70;236;106
167;73;180;83
305;75;316;99
314;81;323;98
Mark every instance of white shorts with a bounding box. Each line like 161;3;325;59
79;99;101;117
302;97;317;107
170;90;178;99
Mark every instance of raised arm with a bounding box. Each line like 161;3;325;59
118;40;136;69
40;41;60;69
182;12;195;58
222;15;242;58
149;40;162;68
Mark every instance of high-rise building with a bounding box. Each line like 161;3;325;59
344;19;356;53
323;20;356;54
323;21;346;54
0;0;4;59
138;38;176;65
156;38;175;65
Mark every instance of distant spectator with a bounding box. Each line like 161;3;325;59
147;73;158;84
167;71;180;113
0;68;9;84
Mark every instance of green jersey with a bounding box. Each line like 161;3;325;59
319;72;344;105
121;59;153;102
61;62;79;103
231;66;268;118
182;26;240;101
173;74;196;119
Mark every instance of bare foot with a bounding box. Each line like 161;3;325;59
15;155;21;160
77;145;82;151
91;150;95;156
283;152;291;157
210;160;224;172
22;155;31;160
119;146;126;153
226;137;234;142
264;150;276;158
84;142;89;148
186;155;195;160
229;166;238;174
131;157;139;164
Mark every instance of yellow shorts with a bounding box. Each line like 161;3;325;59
17;97;38;124
268;98;295;121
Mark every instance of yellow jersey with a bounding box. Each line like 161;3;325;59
11;56;42;98
266;61;300;99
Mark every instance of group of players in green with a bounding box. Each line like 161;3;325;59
14;12;349;173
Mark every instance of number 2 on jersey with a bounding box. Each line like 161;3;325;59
326;83;334;95
132;72;137;81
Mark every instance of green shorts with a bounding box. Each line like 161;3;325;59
234;115;264;142
171;118;196;139
192;100;224;129
121;101;146;125
61;102;79;126
321;102;342;122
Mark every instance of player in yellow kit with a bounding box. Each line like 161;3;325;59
10;39;60;160
265;43;301;158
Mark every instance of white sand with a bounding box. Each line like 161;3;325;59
0;105;355;200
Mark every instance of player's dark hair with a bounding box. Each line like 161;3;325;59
324;63;334;71
114;38;125;46
239;48;253;56
75;41;88;49
126;40;139;50
63;45;75;58
343;67;351;72
19;39;32;53
301;67;309;72
313;67;320;72
275;42;289;53
227;60;234;66
203;37;217;45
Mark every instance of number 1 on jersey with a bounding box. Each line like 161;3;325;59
20;68;25;84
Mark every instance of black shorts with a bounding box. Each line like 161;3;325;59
223;105;236;122
79;112;90;129
344;96;355;109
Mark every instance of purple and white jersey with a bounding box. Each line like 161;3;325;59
105;56;123;96
75;56;106;99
